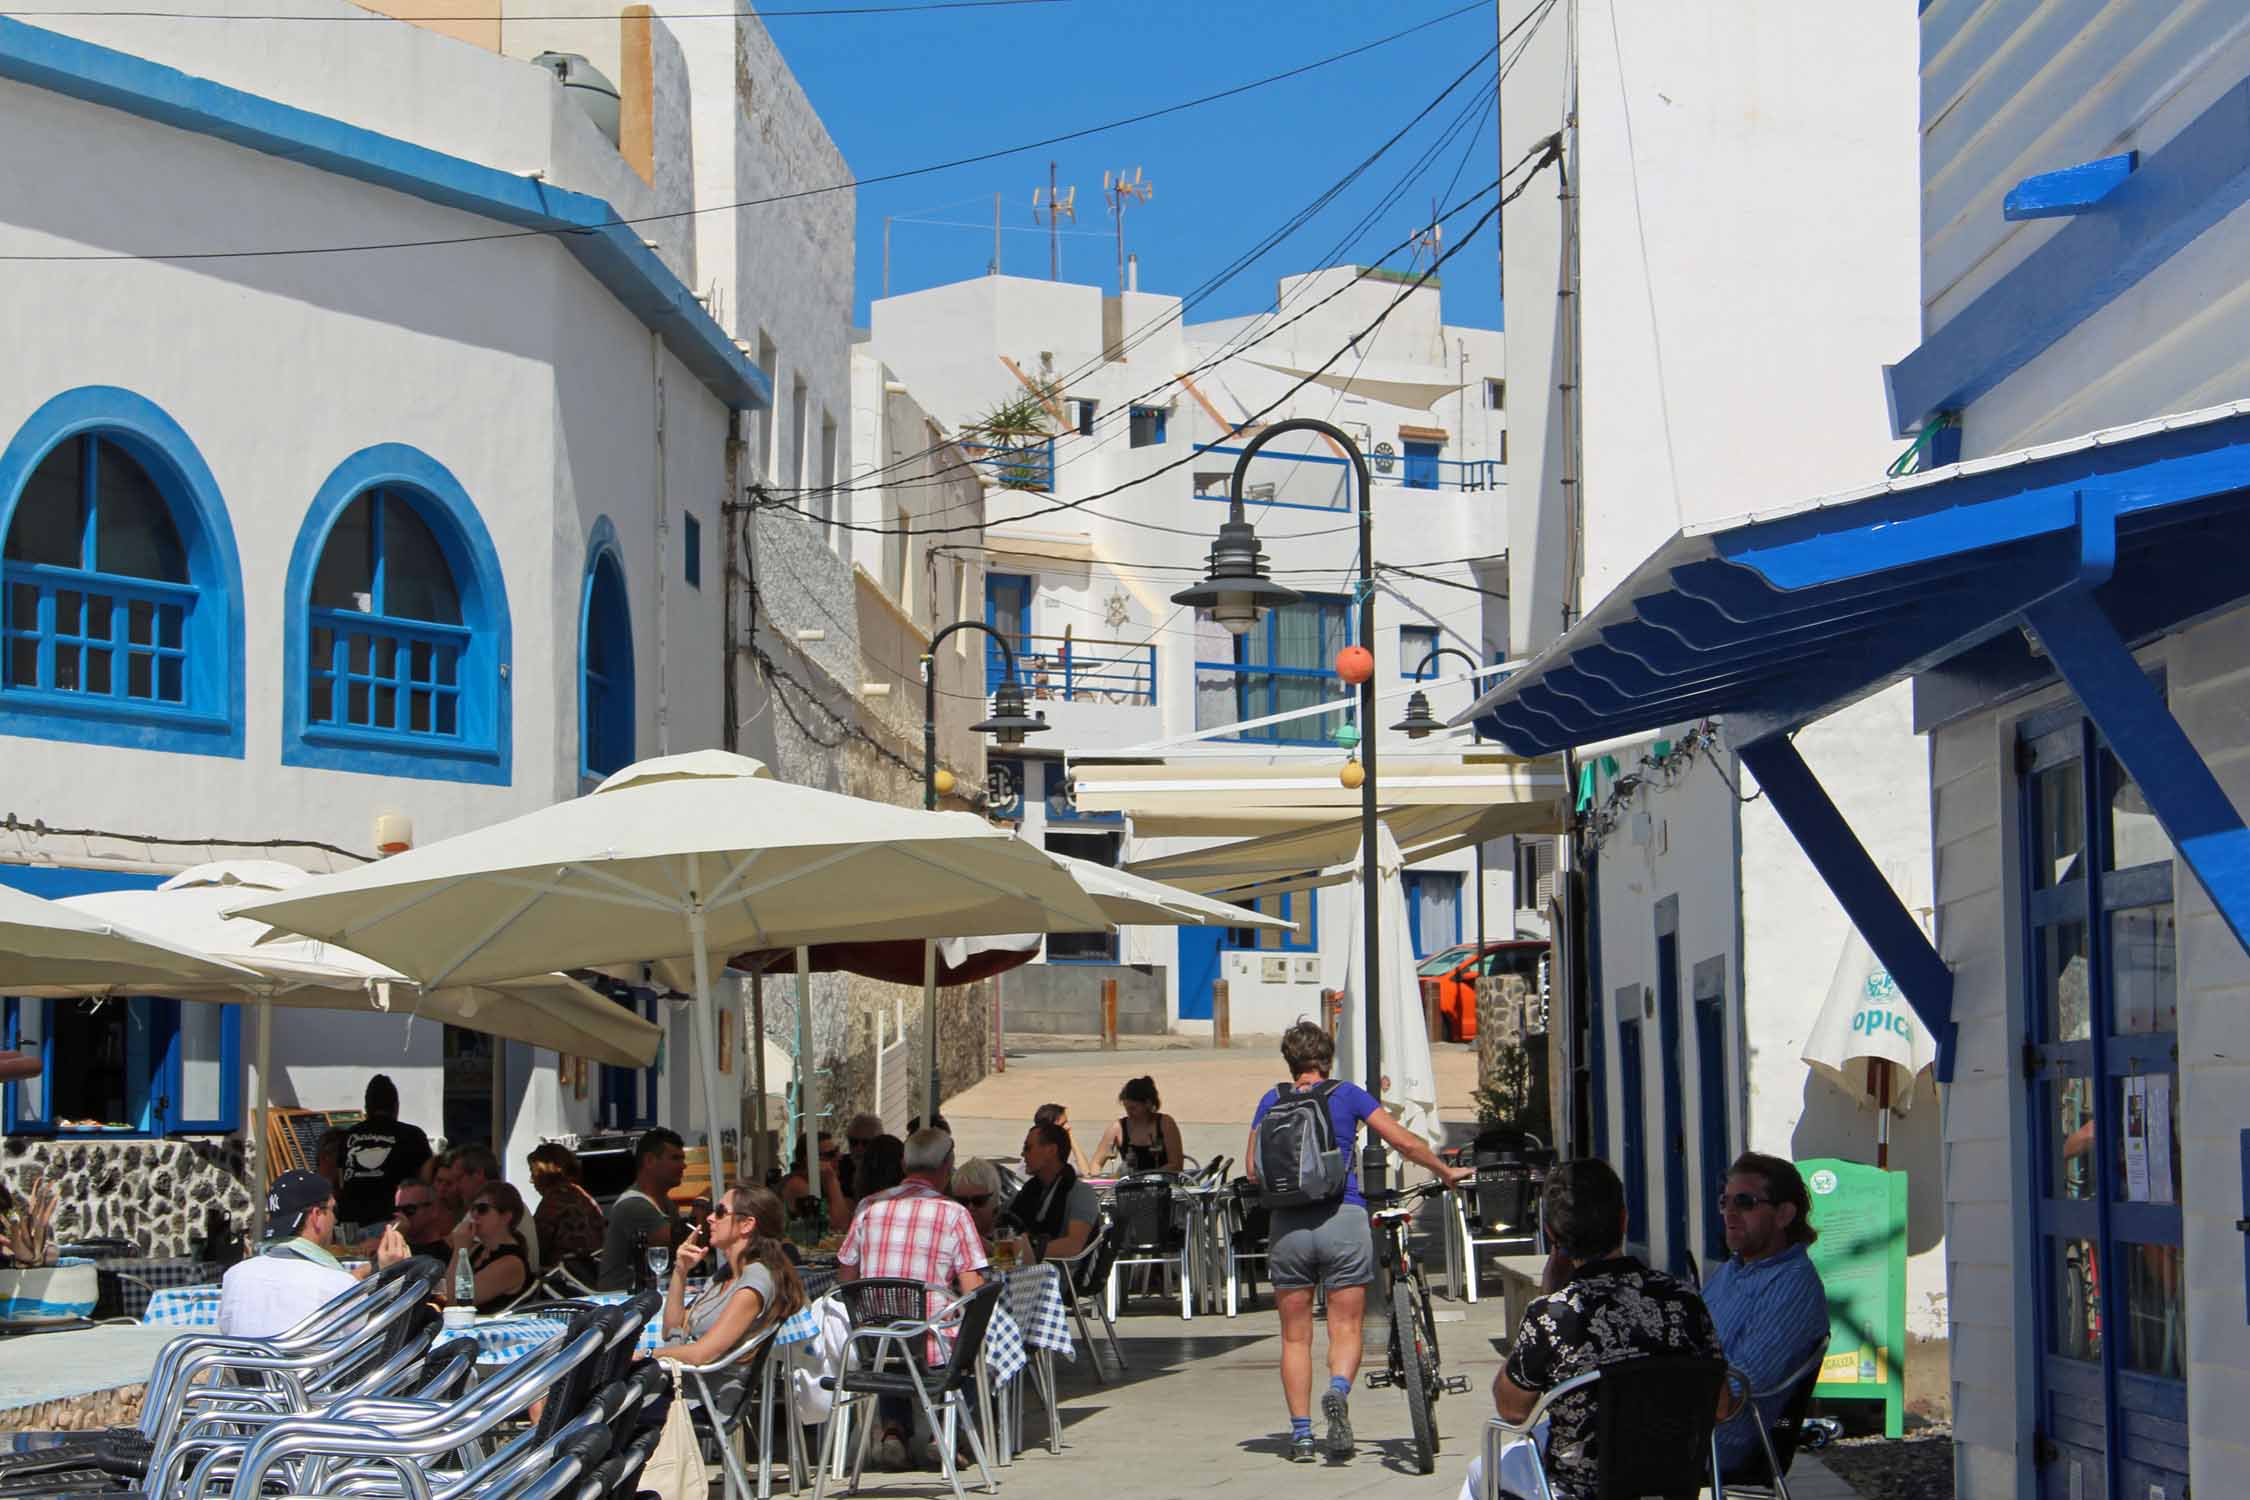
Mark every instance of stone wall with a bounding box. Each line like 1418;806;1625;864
1003;964;1168;1036
2;1136;253;1258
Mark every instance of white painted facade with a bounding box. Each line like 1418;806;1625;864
1497;0;1947;1349
866;267;1515;1035
0;0;855;1238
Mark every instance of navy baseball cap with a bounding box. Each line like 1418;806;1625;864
268;1170;334;1231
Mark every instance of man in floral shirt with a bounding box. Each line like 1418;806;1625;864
1460;1159;1726;1500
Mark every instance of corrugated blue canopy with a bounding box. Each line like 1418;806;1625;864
1460;402;2250;752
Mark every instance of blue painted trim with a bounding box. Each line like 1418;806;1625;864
1886;80;2250;436
2239;1128;2249;1330
0;386;244;757
281;444;512;785
2024;588;2250;957
0;17;770;416
1736;737;1957;1080
2002;151;2138;221
1190;491;1347;516
579;515;634;784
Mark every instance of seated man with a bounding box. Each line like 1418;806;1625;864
220;1170;406;1337
598;1127;685;1292
1004;1120;1098;1265
1461;1159;1726;1500
1700;1152;1829;1478
391;1178;457;1264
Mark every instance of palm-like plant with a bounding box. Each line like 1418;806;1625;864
969;382;1061;491
4;1172;59;1267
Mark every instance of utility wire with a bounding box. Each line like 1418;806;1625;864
0;1;1484;262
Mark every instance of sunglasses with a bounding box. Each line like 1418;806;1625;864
394;1199;436;1215
708;1203;743;1220
1716;1192;1774;1214
955;1193;995;1209
471;1202;504;1216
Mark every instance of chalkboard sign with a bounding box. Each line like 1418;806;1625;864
1801;1157;1907;1438
265;1108;364;1187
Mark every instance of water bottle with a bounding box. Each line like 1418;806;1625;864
451;1245;476;1307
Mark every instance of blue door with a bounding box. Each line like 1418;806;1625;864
1402;440;1441;490
2020;710;2187;1500
984;574;1031;690
1176;927;1221;1022
1654;933;1690;1276
1617;1004;1648;1253
1694;987;1729;1269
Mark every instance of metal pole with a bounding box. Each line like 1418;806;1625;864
922;938;940;1126
1048;160;1060;280
993;192;1002;276
750;970;768;1182
794;947;817;1197
251;996;273;1238
883;217;891;299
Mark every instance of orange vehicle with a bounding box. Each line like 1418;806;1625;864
1416;939;1547;1043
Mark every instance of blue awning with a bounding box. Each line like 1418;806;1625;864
1461;401;2250;754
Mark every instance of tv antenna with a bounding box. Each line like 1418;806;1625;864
1410;197;1443;269
1032;162;1076;282
1103;166;1153;295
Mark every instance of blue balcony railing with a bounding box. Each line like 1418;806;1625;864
1192;443;1502;502
962;439;1055;493
985;631;1155;707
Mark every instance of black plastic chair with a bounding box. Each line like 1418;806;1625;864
815;1280;1002;1500
1482;1354;1729;1500
1103;1173;1190;1320
1720;1337;1830;1499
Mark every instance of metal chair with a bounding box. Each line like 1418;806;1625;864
814;1280;1002;1500
1450;1145;1550;1303
1481;1354;1729;1500
1042;1214;1123;1380
1221;1177;1270;1318
1720;1337;1830;1500
672;1316;810;1500
1103;1173;1191;1321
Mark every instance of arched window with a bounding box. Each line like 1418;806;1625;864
0;388;243;755
580;520;634;781
284;446;511;784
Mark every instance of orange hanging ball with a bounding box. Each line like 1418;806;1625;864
1335;645;1375;684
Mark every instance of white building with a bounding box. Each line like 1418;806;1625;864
1475;2;2250;1495
0;0;856;1250
865;265;1516;1038
1494;0;1948;1387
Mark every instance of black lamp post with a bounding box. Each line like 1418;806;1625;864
1392;645;1490;981
919;623;1047;1120
1171;417;1394;1199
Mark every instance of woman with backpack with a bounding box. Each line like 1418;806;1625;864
1248;1022;1471;1464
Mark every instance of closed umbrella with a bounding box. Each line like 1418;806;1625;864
0;880;259;991
1801;924;1939;1169
234;751;1113;1177
1327;824;1441;1147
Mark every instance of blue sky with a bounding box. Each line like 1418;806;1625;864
764;1;1504;335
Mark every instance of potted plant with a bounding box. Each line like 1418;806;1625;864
0;1172;97;1324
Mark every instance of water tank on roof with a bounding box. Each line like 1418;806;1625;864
534;51;621;148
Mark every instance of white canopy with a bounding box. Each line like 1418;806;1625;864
0;879;259;991
1329;823;1440;1146
1070;752;1569;838
1801;924;1939;1115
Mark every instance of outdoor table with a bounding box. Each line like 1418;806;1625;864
0;1323;183;1429
988;1262;1073;1465
93;1258;220;1321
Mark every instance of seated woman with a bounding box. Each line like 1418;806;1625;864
527;1142;604;1278
1034;1103;1097;1176
780;1134;853;1232
658;1185;807;1369
1093;1076;1186;1175
951;1158;1007;1245
457;1182;532;1312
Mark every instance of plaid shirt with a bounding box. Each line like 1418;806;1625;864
837;1178;989;1359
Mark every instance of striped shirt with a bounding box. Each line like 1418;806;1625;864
1700;1242;1829;1471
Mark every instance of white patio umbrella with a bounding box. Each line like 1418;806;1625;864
1801;924;1939;1168
1326;823;1441;1148
0;879;260;991
234;751;1114;1175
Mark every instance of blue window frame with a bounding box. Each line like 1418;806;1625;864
683;512;702;589
985;572;1032;691
1194;594;1352;745
1400;624;1439;679
1402;439;1441;490
1617;1002;1649;1252
581;519;635;782
1402;871;1462;957
596;984;661;1131
1223;888;1317;953
1129;406;1168;447
283;446;511;784
0;865;240;1137
0;388;244;756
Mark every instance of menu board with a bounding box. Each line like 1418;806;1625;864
265;1108;364;1185
1801;1157;1907;1439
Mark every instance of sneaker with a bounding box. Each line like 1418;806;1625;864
1321;1388;1355;1458
1288;1433;1318;1464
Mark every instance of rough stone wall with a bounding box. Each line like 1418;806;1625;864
3;1136;252;1258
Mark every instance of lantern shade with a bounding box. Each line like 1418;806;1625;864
1390;690;1442;739
1171;517;1301;634
972;679;1048;746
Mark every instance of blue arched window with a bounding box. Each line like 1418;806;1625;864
283;446;511;784
0;388;244;755
580;519;634;781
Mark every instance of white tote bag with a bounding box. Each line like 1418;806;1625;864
635;1365;706;1500
790;1297;852;1425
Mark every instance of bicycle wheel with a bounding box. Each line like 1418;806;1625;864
1392;1279;1438;1474
1411;1260;1443;1367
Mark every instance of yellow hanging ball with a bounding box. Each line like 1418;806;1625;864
1339;759;1366;790
933;767;957;796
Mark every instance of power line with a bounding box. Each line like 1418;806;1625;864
0;1;1484;263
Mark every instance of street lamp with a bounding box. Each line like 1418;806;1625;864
920;623;1048;1121
1171;417;1394;1198
1393;645;1492;988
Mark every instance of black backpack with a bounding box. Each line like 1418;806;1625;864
1256;1081;1348;1208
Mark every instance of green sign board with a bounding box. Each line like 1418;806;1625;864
1800;1157;1907;1438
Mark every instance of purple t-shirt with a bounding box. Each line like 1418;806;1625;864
1252;1079;1381;1207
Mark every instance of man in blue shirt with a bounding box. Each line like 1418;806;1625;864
1699;1152;1830;1477
1248;1022;1469;1464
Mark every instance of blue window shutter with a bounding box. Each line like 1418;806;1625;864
4;999;55;1133
165;999;241;1135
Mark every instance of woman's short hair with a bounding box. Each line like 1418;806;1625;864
477;1181;529;1241
1119;1075;1162;1111
953;1158;1002;1200
526;1142;581;1181
1728;1152;1818;1246
1279;1022;1335;1078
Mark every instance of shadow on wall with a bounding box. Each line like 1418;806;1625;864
1789;1072;1945;1259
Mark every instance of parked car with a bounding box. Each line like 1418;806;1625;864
1415;940;1547;1043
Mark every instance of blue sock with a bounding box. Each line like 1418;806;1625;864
1291;1417;1313;1440
1329;1375;1352;1399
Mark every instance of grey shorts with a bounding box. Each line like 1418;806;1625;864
1266;1201;1375;1291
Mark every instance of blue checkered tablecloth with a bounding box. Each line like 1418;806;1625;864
997;1264;1072;1361
143;1286;222;1328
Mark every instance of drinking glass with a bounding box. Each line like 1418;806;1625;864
646;1243;672;1281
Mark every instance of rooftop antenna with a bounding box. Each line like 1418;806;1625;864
1410;197;1443;269
1102;166;1153;296
1032;161;1077;282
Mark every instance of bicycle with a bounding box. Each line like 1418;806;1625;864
1363;1178;1471;1475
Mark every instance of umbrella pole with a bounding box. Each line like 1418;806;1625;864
687;907;732;1188
1871;1057;1892;1171
250;996;273;1240
750;970;768;1184
921;938;939;1128
794;947;817;1200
